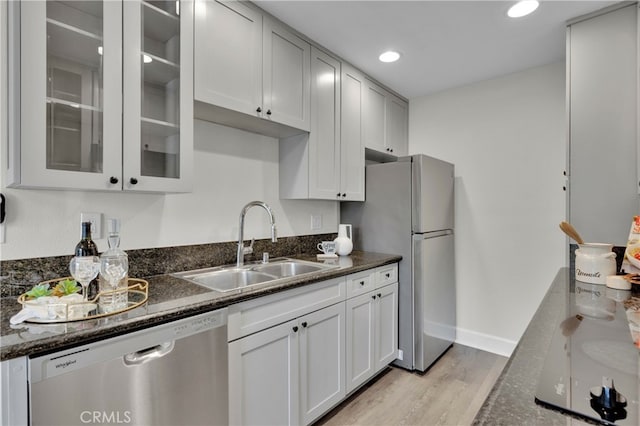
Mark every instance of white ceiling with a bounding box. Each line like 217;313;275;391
255;0;617;99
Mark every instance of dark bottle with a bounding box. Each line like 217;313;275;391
75;221;99;299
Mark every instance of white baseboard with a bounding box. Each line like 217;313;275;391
455;327;517;357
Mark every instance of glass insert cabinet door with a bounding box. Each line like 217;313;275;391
123;0;193;192
10;1;192;192
15;1;122;190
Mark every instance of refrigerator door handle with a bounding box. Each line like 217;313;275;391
412;230;453;240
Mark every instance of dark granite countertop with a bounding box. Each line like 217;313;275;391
473;268;639;425
1;251;401;361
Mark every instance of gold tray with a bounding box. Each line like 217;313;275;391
17;278;149;323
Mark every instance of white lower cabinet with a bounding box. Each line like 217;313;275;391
229;319;299;426
299;303;346;425
229;302;345;426
346;281;398;394
228;263;398;425
375;282;399;369
0;357;29;425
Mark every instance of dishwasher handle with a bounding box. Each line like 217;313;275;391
123;341;175;366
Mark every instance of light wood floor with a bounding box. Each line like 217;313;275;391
315;344;508;426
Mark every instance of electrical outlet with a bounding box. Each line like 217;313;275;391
80;212;103;239
310;214;322;231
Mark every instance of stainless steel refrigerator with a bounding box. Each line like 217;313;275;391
341;154;455;372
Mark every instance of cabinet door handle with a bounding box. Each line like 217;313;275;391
109;176;119;184
293;326;299;332
385;273;390;278
342;193;346;197
129;177;138;185
256;107;262;113
359;280;365;286
372;295;377;299
266;109;272;116
378;293;382;298
301;322;308;328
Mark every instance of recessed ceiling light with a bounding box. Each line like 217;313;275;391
379;51;400;63
507;0;539;18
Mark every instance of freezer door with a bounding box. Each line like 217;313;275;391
413;231;456;372
411;154;454;233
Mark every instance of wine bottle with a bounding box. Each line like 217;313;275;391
75;221;99;299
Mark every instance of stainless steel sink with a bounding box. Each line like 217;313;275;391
173;258;337;293
251;260;327;277
176;268;278;292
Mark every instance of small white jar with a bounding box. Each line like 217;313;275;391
575;243;616;285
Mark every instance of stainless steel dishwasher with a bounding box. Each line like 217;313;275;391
28;309;228;426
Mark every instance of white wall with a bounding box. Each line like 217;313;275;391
0;120;339;260
409;62;567;356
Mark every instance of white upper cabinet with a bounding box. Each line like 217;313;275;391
568;4;638;244
385;94;409;157
8;0;193;192
263;19;311;132
363;78;408;157
279;47;342;200
194;0;310;137
193;0;262;117
279;54;365;201
340;64;365;201
123;0;194;192
9;1;122;190
307;47;341;199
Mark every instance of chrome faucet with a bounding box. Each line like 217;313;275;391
237;201;277;267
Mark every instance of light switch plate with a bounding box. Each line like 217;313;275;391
80;212;102;239
311;214;322;231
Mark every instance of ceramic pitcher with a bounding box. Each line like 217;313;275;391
334;224;353;256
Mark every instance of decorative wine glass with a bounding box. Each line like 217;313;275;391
100;253;128;308
69;256;100;302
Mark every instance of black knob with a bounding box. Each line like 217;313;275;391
336;193;341;197
563;186;566;191
266;109;272;116
386;148;390;152
378;293;382;298
359;281;365;286
342;193;346;197
130;177;138;185
256;107;262;113
301;322;307;328
293;326;299;332
563;170;567;176
390;149;394;153
385;273;390;278
109;176;119;184
372;295;377;299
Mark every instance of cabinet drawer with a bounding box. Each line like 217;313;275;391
228;277;346;341
346;270;376;299
376;264;398;288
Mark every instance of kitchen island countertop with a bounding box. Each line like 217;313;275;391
1;251;401;361
474;268;639;425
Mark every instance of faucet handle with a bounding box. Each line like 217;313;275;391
242;238;255;255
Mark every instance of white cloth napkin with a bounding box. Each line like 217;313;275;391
10;294;95;324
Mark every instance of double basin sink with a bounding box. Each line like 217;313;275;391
173;258;338;293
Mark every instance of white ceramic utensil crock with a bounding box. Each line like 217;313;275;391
575;243;616;285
